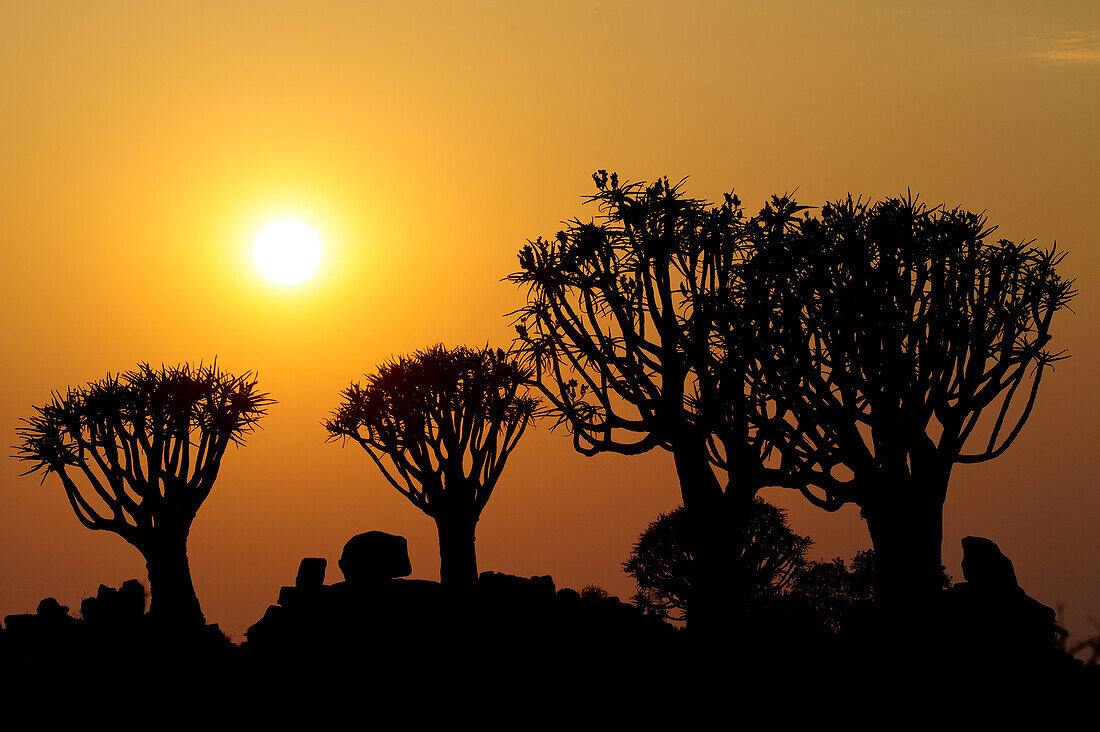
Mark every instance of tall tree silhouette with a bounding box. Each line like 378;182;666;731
748;195;1074;606
15;362;272;627
325;345;537;586
510;172;807;632
624;500;810;623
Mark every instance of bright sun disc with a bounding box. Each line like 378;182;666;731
252;218;322;285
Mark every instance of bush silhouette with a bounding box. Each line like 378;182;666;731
15;362;272;627
325;345;537;586
784;549;947;634
624;500;810;623
782;551;877;634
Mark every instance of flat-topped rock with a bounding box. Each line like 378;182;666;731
296;557;327;589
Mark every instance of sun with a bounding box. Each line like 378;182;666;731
252;218;322;286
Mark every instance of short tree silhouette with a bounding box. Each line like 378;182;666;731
325;345;537;586
747;195;1074;606
624;500;810;623
15;362;272;627
783;550;881;634
510;173;810;632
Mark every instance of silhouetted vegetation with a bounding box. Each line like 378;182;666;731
624;500;809;623
624;500;954;638
325;345;537;585
3;175;1091;692
510;174;817;632
578;584;611;601
781;549;878;634
14;362;272;627
511;173;1074;633
741;194;1075;608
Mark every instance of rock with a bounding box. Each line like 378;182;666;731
556;588;580;602
79;596;100;624
339;531;412;584
3;614;35;632
79;580;145;624
531;575;556;596
277;586;299;607
943;536;1068;669
36;597;70;618
296;558;327;589
118;579;146;618
243;605;284;644
277;585;325;609
960;536;1018;589
478;572;557;604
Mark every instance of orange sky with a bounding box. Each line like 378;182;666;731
1;1;1098;641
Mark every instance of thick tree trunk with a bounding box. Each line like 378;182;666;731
435;511;478;587
141;528;205;628
674;441;755;638
862;486;947;612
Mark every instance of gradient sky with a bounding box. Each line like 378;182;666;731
1;1;1098;641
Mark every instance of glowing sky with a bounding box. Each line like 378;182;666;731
1;1;1097;641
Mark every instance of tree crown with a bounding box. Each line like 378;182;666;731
325;344;538;516
509;172;757;461
15;362;272;536
746;194;1075;508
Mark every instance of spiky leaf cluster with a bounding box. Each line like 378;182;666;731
749;195;1076;509
325;345;537;516
15;362;273;538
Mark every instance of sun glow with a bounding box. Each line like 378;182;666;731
252;218;322;286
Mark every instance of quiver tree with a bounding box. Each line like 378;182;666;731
15;362;273;627
624;500;810;623
509;172;806;632
325;345;537;586
750;195;1074;607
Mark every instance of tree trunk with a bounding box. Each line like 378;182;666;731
862;486;947;612
674;440;755;639
141;528;205;628
435;511;478;587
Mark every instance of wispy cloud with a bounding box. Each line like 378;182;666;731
1025;31;1100;62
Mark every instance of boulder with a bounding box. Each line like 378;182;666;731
277;586;301;608
79;596;100;625
36;597;70;619
555;588;581;603
943;536;1068;668
118;579;146;618
339;531;412;584
960;536;1018;589
296;557;327;589
477;572;558;607
79;580;146;624
3;614;35;632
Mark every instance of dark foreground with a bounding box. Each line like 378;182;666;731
2;531;1096;707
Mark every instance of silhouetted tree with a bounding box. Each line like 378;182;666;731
579;585;611;601
510;173;807;632
325;345;537;586
624;500;810;623
15;362;272;627
747;195;1074;607
784;550;878;634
